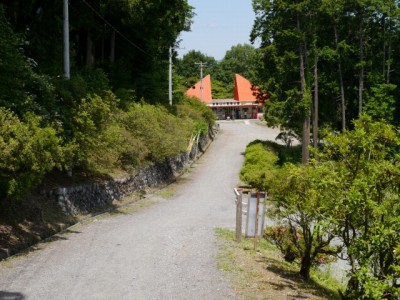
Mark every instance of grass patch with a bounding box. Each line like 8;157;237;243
215;228;343;300
155;188;175;199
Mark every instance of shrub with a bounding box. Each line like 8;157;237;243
123;103;194;163
0;6;56;118
239;140;279;190
176;97;216;134
67;92;129;172
0;108;62;199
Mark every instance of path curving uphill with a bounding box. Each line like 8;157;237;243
0;120;280;300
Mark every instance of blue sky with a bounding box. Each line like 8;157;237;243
177;1;259;61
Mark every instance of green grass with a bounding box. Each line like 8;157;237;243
215;228;344;300
155;188;175;199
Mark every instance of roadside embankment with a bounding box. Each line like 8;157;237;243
0;127;217;259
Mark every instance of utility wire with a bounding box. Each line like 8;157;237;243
80;0;154;58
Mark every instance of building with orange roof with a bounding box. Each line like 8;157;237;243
185;73;266;120
234;74;258;101
185;74;212;103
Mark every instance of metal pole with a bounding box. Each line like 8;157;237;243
199;62;203;102
168;47;173;105
63;0;70;79
195;62;206;102
254;192;260;251
234;188;243;242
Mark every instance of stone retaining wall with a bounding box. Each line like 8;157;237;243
41;128;217;216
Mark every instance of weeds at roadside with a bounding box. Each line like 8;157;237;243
155;188;175;199
215;228;342;300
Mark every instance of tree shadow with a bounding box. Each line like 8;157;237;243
259;256;339;299
0;291;25;299
15;229;81;257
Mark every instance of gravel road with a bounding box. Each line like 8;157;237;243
0;120;280;300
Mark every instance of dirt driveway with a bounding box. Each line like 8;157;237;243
0;120;280;300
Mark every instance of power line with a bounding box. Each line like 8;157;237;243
79;0;154;58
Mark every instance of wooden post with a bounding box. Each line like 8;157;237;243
254;192;260;251
235;188;243;242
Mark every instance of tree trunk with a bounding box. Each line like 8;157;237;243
313;51;318;150
86;32;94;67
334;23;346;131
382;16;386;79
101;38;105;62
386;19;392;84
297;12;310;164
110;30;116;63
300;226;312;280
358;11;365;116
300;252;312;280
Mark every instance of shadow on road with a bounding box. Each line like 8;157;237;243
0;291;25;299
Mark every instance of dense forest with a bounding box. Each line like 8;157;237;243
251;0;400;162
0;0;220;202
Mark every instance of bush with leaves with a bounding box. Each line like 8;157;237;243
67;92;147;173
239;140;279;190
240;140;340;280
0;108;62;199
266;163;341;280
123;102;194;163
315;116;400;299
0;5;56;118
176;97;216;133
176;97;215;134
243;116;400;296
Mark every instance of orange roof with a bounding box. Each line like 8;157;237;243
234;74;258;101
185;74;212;103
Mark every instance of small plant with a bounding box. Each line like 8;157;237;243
264;226;300;263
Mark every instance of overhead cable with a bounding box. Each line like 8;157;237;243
80;0;154;58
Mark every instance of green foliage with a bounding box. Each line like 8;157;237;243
251;0;400;135
175;44;262;100
68;93;115;170
0;5;56;118
211;79;233;99
316;115;400;298
0;108;62;199
240;140;301;190
114;88;137;110
264;226;301;262
2;0;194;103
267;162;341;280
0;1;209;205
123;102;194;163
214;43;261;87
239;141;279;190
175;50;217;82
176;97;216;134
364;83;396;122
244;116;400;295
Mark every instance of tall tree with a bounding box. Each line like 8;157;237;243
175;50;217;92
252;0;320;163
252;0;400;134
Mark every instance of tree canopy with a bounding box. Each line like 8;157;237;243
0;1;220;202
241;116;400;297
174;44;262;99
251;0;400;162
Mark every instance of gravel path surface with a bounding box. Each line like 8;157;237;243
0;120;280;300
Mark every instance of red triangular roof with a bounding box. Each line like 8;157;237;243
234;74;258;101
185;74;212;102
